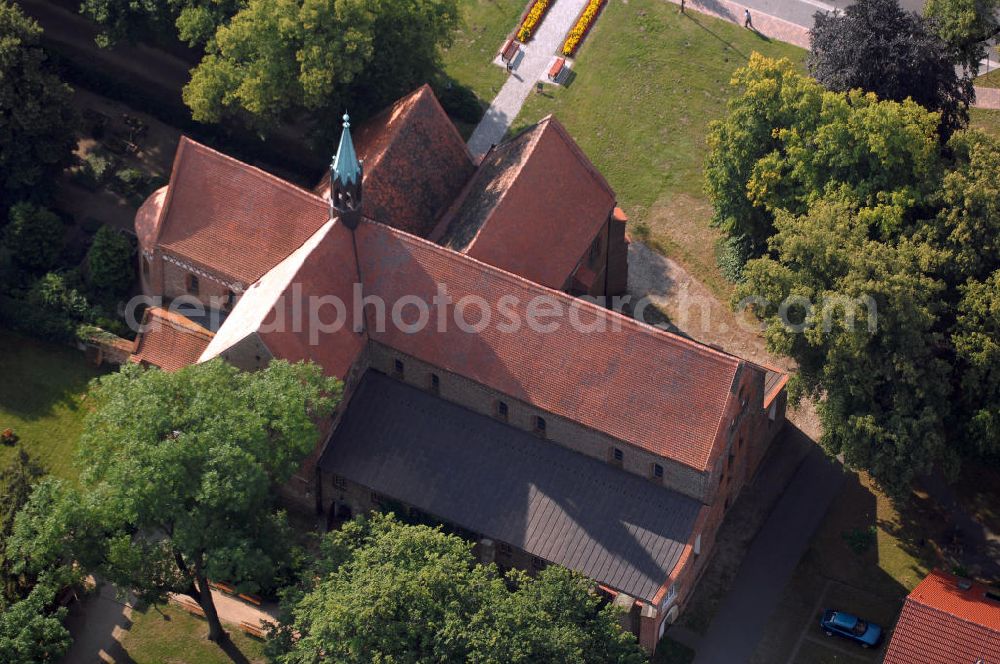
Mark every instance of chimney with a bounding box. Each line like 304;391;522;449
329;113;363;230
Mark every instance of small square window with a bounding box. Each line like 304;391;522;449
653;463;663;479
393;359;404;376
332;475;346;490
430;373;440;393
186;273;199;295
534;416;546;435
613;447;624;462
497;401;508;420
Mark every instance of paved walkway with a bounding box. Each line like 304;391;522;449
691;446;845;664
666;0;1000;109
467;0;590;157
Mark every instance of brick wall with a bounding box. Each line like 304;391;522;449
367;340;711;501
606;207;629;296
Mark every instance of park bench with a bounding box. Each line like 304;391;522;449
238;592;263;606
239;621;267;640
548;57;566;82
501;38;519;63
177;598;206;618
209;579;236;594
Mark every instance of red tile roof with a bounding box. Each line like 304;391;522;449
135;185;167;253
315;85;475;238
357;220;739;471
131;307;215;372
255;220;367;379
431;116;615;290
156;137;329;286
884;570;1000;664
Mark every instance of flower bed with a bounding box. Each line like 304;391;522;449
517;0;552;42
562;0;605;56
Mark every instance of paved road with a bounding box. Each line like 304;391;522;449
691;445;846;664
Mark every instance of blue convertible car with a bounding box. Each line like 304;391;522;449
819;610;883;648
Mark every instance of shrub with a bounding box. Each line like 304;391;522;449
2;203;65;275
517;0;552;42
86;225;135;299
562;0;604;56
76;152;113;190
111;167;146;196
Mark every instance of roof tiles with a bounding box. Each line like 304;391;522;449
884;570;1000;664
131;307;215;372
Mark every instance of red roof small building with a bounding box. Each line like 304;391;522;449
130;307;215;372
884;570;1000;664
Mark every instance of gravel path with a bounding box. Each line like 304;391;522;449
467;0;591;157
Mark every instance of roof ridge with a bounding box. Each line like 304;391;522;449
178;136;328;208
908;594;1000;632
463;120;549;253
539;115;616;199
146;306;216;341
361;219;742;368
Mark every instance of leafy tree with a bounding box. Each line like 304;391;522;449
9;359;342;646
0;2;78;206
2;203;65;275
808;0;972;137
953;270;1000;455
86;225;135;299
269;513;645;664
925;0;1000;74
183;0;459;139
705;54;943;277
0;580;71;664
0;449;43;604
79;0;243;47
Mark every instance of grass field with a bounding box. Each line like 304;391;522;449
510;0;806;298
0;329;106;480
970;107;1000;138
118;604;266;664
441;0;525;136
977;66;1000;88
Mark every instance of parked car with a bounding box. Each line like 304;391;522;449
819;609;883;648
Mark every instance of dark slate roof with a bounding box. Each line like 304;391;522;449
320;371;703;602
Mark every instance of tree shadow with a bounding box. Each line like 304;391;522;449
682;13;750;61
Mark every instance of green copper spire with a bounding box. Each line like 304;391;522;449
331;113;361;186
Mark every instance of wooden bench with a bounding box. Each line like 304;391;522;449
548;57;566;82
177;598;205;618
209;580;236;594
501;38;519;62
238;592;263;606
239;621;267;640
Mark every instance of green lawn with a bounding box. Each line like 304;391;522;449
511;0;806;297
118;604;266;664
0;329;106;480
441;0;525;135
976;66;1000;88
970;107;1000;138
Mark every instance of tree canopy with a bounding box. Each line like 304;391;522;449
2;203;65;275
183;0;459;140
808;0;973;138
85;225;135;299
705;54;943;276
925;0;1000;74
269;513;646;664
710;55;1000;495
0;2;78;206
9;359;342;645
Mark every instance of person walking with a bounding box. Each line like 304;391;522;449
744;8;753;28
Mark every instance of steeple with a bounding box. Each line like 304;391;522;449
330;113;363;230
